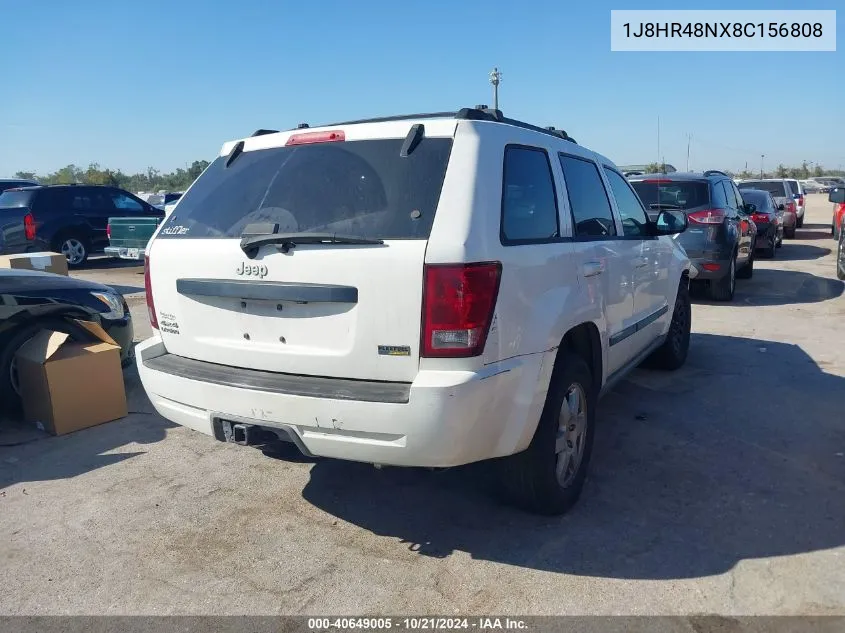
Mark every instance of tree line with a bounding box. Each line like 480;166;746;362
13;160;211;193
642;162;845;180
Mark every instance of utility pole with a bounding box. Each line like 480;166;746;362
657;116;661;171
686;134;691;171
489;67;502;111
760;154;765;179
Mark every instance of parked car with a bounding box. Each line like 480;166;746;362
785;179;806;227
136;106;692;515
628;170;754;301
0;185;163;267
0;179;38;195
800;179;821;193
737;188;784;258
837;218;845;281
105;216;163;261
830;188;845;240
737;180;798;238
0;268;134;412
163;192;183;215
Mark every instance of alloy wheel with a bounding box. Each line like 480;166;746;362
555;383;588;488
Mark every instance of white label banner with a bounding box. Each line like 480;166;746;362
611;10;836;51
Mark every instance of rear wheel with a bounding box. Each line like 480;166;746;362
737;249;754;279
499;352;595;515
708;255;736;301
646;278;691;371
762;235;776;259
785;227;796;239
797;215;804;228
55;235;90;267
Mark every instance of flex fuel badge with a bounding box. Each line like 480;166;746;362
378;345;411;357
159;311;180;335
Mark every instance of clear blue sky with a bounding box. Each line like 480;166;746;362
1;0;842;177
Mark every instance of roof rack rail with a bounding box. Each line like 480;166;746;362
251;129;279;137
281;107;578;145
703;170;730;178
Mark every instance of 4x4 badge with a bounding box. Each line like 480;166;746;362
236;262;268;278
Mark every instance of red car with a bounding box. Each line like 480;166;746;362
832;199;845;240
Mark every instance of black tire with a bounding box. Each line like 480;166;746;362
837;235;845;281
708;254;736;301
762;235;777;259
785;227;796;239
797;215;804;228
646;278;691;371
498;352;595;516
0;319;95;415
737;249;754;279
53;233;90;268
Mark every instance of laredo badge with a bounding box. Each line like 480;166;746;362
378;345;411;357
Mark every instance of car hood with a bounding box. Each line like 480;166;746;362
0;268;115;294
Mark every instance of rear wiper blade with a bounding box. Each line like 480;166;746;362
240;232;384;257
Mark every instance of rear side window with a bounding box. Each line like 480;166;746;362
629;180;710;211
500;146;559;244
786;180;799;195
710;181;728;209
0;190;35;208
157;137;453;240
558;154;616;238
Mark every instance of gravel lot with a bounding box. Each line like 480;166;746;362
1;196;843;615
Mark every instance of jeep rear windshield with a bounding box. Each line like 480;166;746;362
0;190;36;208
156;137;453;240
629;180;709;210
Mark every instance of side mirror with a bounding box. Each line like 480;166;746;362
829;188;845;204
654;209;688;235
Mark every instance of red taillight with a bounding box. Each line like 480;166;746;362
285;130;345;146
421;262;501;358
144;256;158;329
702;263;721;271
751;213;770;223
687;209;726;224
786;201;796;213
643;179;672;184
106;223;111;238
23;213;35;240
797;195;804;206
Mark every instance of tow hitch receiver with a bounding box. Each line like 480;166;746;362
221;420;256;445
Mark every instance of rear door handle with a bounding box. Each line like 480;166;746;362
583;261;605;278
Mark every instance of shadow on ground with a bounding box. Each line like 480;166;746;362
692;267;843;306
768;242;831;261
0;364;174;489
292;333;845;580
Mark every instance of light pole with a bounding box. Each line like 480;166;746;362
760;154;765;179
489;67;502;111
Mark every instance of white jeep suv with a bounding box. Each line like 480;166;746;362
137;107;692;515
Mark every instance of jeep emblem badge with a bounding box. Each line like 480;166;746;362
236;261;268;278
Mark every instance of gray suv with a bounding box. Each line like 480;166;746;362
629;171;755;302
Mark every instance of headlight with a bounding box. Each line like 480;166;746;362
90;291;126;319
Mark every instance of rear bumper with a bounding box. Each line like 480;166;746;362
687;255;733;281
136;336;554;468
104;246;145;261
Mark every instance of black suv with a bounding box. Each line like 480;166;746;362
0;184;163;267
628;171;756;302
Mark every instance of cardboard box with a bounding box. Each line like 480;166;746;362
0;252;68;276
15;320;127;435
